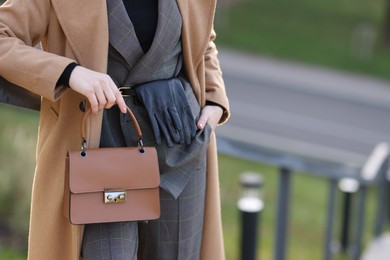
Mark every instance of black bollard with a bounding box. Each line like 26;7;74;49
338;178;359;254
238;172;264;260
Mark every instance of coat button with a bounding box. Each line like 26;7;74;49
79;100;86;112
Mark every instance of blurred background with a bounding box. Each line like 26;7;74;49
1;0;390;259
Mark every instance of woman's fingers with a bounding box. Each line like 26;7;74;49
114;89;128;113
86;93;99;114
95;87;107;111
69;66;126;114
197;105;223;131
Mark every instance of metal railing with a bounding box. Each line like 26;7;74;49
217;137;390;260
325;142;389;260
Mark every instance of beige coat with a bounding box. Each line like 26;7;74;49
0;0;230;259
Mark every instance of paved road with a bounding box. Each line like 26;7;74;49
216;48;390;170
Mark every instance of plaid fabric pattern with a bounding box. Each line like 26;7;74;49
107;0;144;70
107;0;183;86
81;168;206;260
138;168;206;260
81;222;138;260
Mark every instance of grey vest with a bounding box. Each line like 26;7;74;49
102;0;211;199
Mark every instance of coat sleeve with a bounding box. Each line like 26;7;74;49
0;0;75;102
204;28;230;125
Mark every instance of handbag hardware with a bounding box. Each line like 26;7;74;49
104;189;127;204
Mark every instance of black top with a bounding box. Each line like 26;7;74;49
123;0;158;53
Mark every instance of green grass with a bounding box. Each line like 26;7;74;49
0;104;37;259
216;0;390;80
0;247;26;260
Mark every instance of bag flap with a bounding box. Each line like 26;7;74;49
68;146;160;194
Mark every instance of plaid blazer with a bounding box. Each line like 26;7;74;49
107;0;183;85
104;0;211;199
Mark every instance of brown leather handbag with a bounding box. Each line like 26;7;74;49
63;106;160;225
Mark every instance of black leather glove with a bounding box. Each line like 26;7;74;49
134;78;197;147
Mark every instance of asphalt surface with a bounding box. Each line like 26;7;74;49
216;48;390;170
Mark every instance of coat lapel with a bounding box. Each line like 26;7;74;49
127;0;182;81
107;0;144;69
50;0;109;72
106;0;183;85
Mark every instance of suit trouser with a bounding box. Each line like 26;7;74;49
81;82;209;259
81;169;206;260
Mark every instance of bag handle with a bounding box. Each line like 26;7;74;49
80;106;145;156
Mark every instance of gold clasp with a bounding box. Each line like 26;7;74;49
104;189;127;204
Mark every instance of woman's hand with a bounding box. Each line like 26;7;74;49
69;66;127;114
197;105;223;131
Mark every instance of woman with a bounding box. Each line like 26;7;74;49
0;0;230;259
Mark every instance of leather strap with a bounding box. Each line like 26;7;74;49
81;106;143;143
